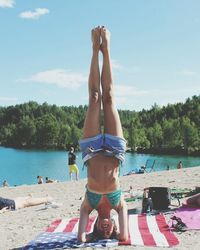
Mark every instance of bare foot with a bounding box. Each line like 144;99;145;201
91;26;101;52
100;26;110;54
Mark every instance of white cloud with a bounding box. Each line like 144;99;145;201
99;59;140;75
0;96;17;102
0;0;15;8
152;86;200;97
114;85;148;106
178;70;199;77
115;85;148;97
147;87;200;110
111;60;124;70
19;8;49;20
115;85;200;110
20;69;87;89
99;59;124;74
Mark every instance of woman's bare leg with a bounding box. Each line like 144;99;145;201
185;193;200;207
83;27;101;138
100;27;123;137
14;196;53;209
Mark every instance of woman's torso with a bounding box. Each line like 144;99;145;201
87;154;120;193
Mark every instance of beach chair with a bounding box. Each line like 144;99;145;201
143;159;156;173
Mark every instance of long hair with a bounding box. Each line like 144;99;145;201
92;217;118;240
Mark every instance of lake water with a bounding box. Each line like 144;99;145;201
0;146;200;186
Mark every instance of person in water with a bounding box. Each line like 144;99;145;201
78;26;128;242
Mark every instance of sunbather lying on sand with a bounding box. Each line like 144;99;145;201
0;195;53;213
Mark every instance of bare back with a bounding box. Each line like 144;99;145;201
87;154;120;193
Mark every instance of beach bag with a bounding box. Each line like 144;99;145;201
148;187;171;210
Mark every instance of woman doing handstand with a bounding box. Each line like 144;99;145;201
78;26;128;242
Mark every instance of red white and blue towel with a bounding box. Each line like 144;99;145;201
23;214;179;249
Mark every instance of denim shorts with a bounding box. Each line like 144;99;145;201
79;133;126;163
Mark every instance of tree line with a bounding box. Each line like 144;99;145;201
0;95;199;155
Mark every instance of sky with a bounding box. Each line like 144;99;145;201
0;0;199;111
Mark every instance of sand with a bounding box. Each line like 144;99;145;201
1;166;200;250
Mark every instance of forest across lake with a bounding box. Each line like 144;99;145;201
0;95;199;156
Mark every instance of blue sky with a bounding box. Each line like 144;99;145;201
0;0;199;111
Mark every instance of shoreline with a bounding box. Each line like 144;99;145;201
1;166;200;250
1;144;200;157
1;143;200;157
2;164;200;188
1;145;200;187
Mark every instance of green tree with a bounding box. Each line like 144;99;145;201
181;117;199;153
35;114;59;147
162;119;182;148
147;122;163;148
68;125;82;148
16;117;36;146
0;123;17;146
57;124;71;149
0;96;199;154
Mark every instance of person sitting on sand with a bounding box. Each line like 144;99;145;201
2;180;9;187
37;175;43;184
0;195;53;213
135;166;145;174
45;177;58;183
177;161;183;169
78;26;128;243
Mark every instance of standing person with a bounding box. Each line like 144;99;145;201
77;26;128;243
68;146;79;181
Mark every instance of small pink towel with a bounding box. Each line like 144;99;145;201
173;206;200;230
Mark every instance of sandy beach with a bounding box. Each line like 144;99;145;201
1;166;200;250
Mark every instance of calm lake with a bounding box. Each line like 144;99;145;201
0;146;200;186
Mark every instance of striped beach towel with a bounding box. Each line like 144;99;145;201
24;214;179;249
